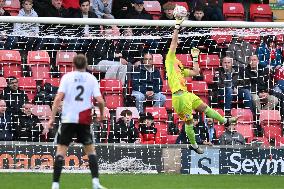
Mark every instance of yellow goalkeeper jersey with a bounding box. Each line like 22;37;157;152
165;50;190;93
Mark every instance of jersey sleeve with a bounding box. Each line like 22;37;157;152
58;74;67;94
165;49;176;73
93;77;102;97
182;69;191;77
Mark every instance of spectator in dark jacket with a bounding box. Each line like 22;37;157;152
108;109;139;143
132;53;166;113
256;35;283;69
126;0;152;20
33;0;70;17
0;100;14;141
160;1;175;20
245;55;279;114
219;123;245;145
204;0;224;21
15;103;42;142
214;57;252;115
112;0;132;19
195;117;219;145
15;103;42;141
189;6;207;21
66;0;100;52
139;112;158;144
0;76;29;115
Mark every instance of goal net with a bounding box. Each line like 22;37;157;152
0;17;283;172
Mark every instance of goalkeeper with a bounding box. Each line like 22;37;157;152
166;18;238;154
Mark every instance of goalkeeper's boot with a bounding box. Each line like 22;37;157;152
51;182;59;189
190;145;204;154
93;183;108;189
227;117;238;125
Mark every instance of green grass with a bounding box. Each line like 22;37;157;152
1;173;283;189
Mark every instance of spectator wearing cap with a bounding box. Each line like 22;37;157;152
160;1;175;20
108;109;140;143
92;0;114;19
256;35;283;69
126;0;153;20
112;0;132;19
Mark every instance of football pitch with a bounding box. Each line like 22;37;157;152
1;173;283;189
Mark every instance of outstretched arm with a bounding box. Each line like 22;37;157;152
169;18;185;53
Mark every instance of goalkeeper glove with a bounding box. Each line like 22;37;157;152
191;47;200;62
175;18;185;30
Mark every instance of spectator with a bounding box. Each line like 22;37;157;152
214;57;253;115
160;1;175;20
195;117;219;145
112;0;132;19
256;35;283;69
14;103;43;142
92;0;114;19
108;109;139;143
204;0;224;21
67;0;100;52
189;6;207;21
139;112;158;144
126;0;153;20
226;35;255;68
245;55;279;114
0;100;14;141
33;0;69;17
219;123;245;145
132;53;166;113
0;0;11;48
0;76;29;115
5;0;43;51
90;26;128;85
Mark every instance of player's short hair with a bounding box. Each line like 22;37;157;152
79;0;90;6
73;54;87;69
121;109;132;117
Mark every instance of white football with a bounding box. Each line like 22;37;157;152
173;5;188;19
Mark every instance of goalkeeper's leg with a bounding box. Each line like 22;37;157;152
184;119;204;154
196;103;238;125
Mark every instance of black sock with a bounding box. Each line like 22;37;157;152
88;154;99;178
53;155;64;182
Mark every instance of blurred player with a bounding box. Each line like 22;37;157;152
166;18;238;154
47;54;107;189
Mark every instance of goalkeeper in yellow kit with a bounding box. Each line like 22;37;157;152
166;18;238;154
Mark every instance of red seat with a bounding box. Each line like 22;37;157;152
100;79;123;93
144;1;161;19
202;69;215;84
231;108;253;123
141;133;157;144
235;123;255;139
0;50;22;77
198;54;220;69
3;0;20;15
145;107;167;122
166;134;178;144
262;124;282;139
0;77;7;90
188;81;208;96
176;54;193;68
250;4;272;22
115;107;139;122
56;51;77;76
223;3;245;21
214;124;225;138
211;34;233;48
43;78;60;87
259;110;281;125
274;67;284;81
31;105;52;120
247;137;270;147
152;54;163;69
27;51;50;79
275;136;284;147
18;77;36;92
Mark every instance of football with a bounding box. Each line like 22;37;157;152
173;5;188;19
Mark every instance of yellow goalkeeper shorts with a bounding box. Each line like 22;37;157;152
172;91;203;121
